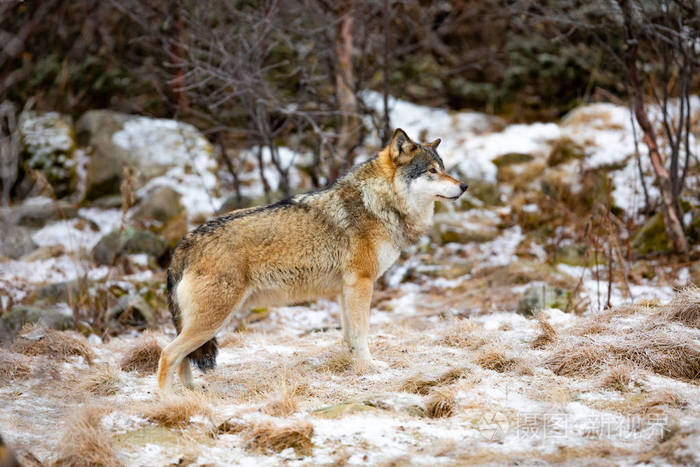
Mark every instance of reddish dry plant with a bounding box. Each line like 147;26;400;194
400;367;469;395
53;406;121;467
532;316;557;349
11;327;93;364
120;334;162;375
244;421;314;456
426;389;456;418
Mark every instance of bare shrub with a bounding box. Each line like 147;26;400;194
11;327;93;363
53;406;121;467
0;352;31;384
662;286;700;328
141;394;212;428
544;342;608;376
426;390;455;418
120;334;162;375
400;367;468;395
244;420;314;456
475;345;519;372
532;316;557;349
79;367;120;397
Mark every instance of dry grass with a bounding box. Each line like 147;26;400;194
637;423;697;465
532;316;557;349
600;364;634;392
640;391;687;415
0;351;31;384
120;334;162;375
11;327;93;364
262;381;300;417
79;366;120;396
661;286;700;328
425;389;456;418
475;345;519;373
400;367;468;395
244;420;314;456
440;319;482;348
319;348;353;373
52;406;121;467
544;341;608;376
611;329;700;380
141;394;212;428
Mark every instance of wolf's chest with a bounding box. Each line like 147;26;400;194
376;241;401;277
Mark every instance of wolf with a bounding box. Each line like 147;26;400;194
157;128;468;393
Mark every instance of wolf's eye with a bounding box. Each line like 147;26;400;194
428;168;438;174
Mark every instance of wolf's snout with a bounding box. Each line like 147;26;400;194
459;182;468;192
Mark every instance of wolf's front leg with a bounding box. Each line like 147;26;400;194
341;275;388;369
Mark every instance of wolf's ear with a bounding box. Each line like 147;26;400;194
389;128;416;161
426;138;441;149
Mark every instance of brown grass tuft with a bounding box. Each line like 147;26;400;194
216;419;247;435
441;319;483;348
662;286;700;328
400;367;468;395
544;341;608;376
120;334;162;375
319;349;353;373
79;366;120;396
141;394;212;427
600;364;633;392
11;327;93;364
637;423;696;465
245;420;314;456
611;330;700;380
0;351;31;384
640;391;687;415
262;382;300;417
425;389;456;418
53;406;121;467
532;316;557;349
475;345;519;372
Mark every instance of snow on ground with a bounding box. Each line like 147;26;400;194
1;94;698;465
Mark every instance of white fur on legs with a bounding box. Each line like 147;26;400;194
342;275;388;370
178;359;195;389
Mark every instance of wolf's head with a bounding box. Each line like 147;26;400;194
386;128;467;208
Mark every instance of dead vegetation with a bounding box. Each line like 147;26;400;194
532;315;557;348
661;286;700;328
119;334;162;374
0;351;31;384
244;420;314;456
545;341;608;376
600;364;634;392
79;366;120;396
475;345;522;373
426;389;456;418
10;327;93;363
140;394;212;428
400;367;468;395
319;348;353;373
52;406;121;467
262;381;300;417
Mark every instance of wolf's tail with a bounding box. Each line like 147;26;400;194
167;265;218;372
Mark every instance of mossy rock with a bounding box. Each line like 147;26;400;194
132;186;183;223
517;283;571;315
631;212;671;256
18;111;77;198
91;228;168;265
492;152;534;167
458;181;502;210
547;137;585;166
0;305;74;342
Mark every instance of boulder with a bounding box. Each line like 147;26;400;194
8;200;78;228
91;228;167;265
0;223;37;259
517;282;570;315
18;111;77;198
132;186;183;223
0;304;74;343
76;110;215;200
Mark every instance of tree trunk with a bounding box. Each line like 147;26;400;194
334;0;359;179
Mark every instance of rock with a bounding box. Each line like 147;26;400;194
0;223;37;259
107;295;156;329
631;212;671;256
492;152;534;167
517;282;570;315
91;228;167;265
18;111;77;198
554;244;588;266
20;245;65;262
35;280;85;304
77;110;215;200
9;200;78;228
160;211;188;248
0;304;74;343
132;186;183;223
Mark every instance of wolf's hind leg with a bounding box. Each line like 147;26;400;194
339;294;351;349
178;359;194;389
158;276;246;394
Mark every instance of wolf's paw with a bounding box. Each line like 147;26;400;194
356;357;389;371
